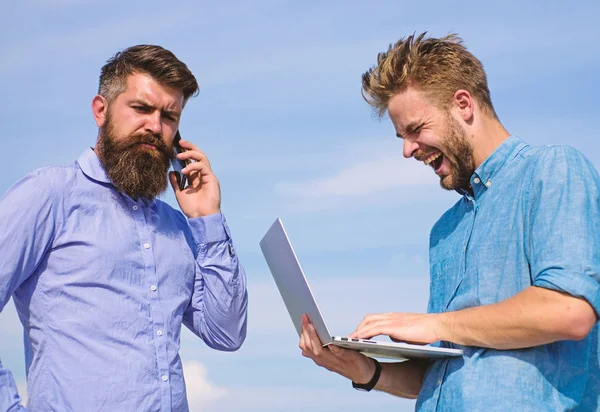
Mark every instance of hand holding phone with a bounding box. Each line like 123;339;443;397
171;131;190;190
168;133;222;217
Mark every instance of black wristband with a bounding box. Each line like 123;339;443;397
352;358;382;392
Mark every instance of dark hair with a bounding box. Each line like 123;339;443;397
98;44;199;106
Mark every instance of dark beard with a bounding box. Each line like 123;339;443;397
96;113;174;201
440;116;476;192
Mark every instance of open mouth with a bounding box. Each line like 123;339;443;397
423;152;444;171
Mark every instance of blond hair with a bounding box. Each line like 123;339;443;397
361;32;497;119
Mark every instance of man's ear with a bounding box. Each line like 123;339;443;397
92;95;108;127
453;89;474;122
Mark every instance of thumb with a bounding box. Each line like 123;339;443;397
329;344;342;356
169;172;181;195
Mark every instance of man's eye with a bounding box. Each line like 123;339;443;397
133;106;150;112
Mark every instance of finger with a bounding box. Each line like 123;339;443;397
181;159;212;177
169;172;181;194
349;313;391;337
353;320;393;339
177;139;200;152
306;323;322;344
301;325;314;354
329;344;343;356
177;142;212;167
307;325;322;356
177;149;209;164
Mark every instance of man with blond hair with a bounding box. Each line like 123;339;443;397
300;33;599;410
0;45;248;411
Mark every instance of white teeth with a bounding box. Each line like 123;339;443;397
423;152;442;166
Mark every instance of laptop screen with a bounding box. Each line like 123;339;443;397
259;218;333;345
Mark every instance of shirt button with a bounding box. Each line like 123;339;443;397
486;181;492;187
144;243;150;249
161;375;168;382
156;330;163;336
437;380;442;385
150;285;157;291
132;205;138;211
473;177;481;184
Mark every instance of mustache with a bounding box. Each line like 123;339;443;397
127;133;165;147
122;133;173;158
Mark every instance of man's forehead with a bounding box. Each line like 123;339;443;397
388;89;436;127
123;73;184;108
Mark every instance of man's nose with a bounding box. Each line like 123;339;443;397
403;138;419;159
145;111;163;135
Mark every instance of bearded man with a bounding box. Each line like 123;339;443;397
299;33;600;411
0;45;248;411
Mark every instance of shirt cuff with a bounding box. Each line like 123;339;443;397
534;269;600;317
188;213;231;245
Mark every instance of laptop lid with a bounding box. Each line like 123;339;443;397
259;218;334;345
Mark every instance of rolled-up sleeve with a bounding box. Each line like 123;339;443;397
526;146;600;316
182;213;248;351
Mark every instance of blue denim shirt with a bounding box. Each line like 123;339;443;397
0;148;248;411
417;136;600;411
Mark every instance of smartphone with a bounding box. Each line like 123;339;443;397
171;131;190;190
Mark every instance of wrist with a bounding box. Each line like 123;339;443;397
352;358;382;392
352;357;377;384
435;311;454;343
186;208;221;219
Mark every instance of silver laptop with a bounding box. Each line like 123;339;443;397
259;218;463;360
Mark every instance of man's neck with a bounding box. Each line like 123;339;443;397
472;117;511;169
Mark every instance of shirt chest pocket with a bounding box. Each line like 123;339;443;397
428;257;462;313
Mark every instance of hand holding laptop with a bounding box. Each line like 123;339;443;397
299;314;377;385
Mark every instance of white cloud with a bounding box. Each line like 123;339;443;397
276;151;437;199
184;361;227;412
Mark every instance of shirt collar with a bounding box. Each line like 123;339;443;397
458;135;529;199
77;147;111;184
76;147;158;207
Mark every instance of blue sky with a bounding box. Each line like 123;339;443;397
1;1;599;411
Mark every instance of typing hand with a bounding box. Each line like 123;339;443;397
348;312;440;345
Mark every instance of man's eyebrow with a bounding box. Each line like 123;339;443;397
132;99;153;107
132;99;181;118
397;120;423;139
162;108;181;118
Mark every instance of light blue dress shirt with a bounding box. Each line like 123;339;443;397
0;148;248;411
417;136;600;411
